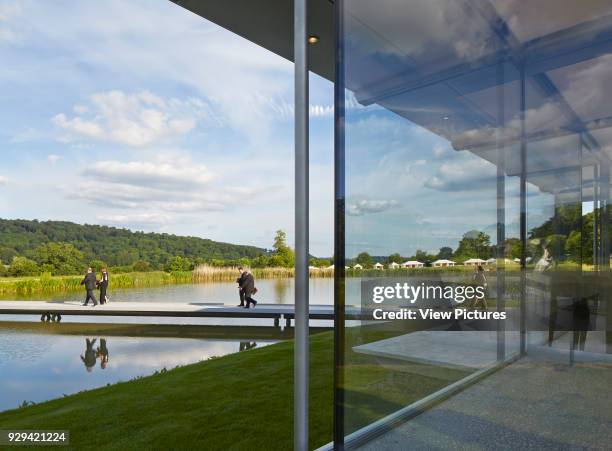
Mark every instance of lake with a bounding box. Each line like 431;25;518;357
0;326;276;412
13;277;336;305
0;278;342;412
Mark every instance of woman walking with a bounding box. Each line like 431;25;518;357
97;267;110;304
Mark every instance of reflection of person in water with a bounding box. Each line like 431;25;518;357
96;338;109;369
80;338;97;372
239;341;257;352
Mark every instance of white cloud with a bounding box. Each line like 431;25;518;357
347;199;400;216
0;175;8;185
47;154;60;164
52;90;210;147
424;157;496;191
83;160;213;190
67;155;262;217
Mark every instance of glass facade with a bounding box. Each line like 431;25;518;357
336;0;612;448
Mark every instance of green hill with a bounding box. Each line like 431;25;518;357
0;218;267;271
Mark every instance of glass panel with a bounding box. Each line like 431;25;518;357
338;0;612;448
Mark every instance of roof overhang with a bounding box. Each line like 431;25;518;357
171;0;335;80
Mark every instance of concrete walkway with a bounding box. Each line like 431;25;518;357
0;300;337;325
358;346;612;450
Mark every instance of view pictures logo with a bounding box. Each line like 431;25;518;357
371;282;485;305
360;277;507;324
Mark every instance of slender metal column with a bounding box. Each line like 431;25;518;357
294;0;309;449
333;0;346;447
593;164;599;271
496;61;506;361
601;165;610;270
519;66;527;356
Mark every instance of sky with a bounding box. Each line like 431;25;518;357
0;0;559;260
0;0;334;255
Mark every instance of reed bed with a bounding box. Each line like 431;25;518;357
192;265;334;283
0;271;193;297
0;266;336;298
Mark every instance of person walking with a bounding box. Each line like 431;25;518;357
97;267;109;304
243;270;258;309
472;265;488;310
80;267;98;306
236;266;248;307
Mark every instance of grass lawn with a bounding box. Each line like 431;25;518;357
0;323;471;450
0;331;333;451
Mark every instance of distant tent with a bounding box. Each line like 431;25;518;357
486;258;497;265
308;265;319;270
388;261;400;269
373;262;384;269
326;264;334;270
464;258;487;266
353;263;363;270
401;260;424;268
432;259;455;267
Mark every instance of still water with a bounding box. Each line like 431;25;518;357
0;327;273;412
0;278;339;412
21;277;336;305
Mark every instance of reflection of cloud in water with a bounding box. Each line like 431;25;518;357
107;338;246;369
0;333;273;412
0;330;52;362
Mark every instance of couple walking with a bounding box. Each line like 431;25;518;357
81;267;110;306
236;266;258;308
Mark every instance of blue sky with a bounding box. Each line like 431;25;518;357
0;0;335;255
0;0;551;259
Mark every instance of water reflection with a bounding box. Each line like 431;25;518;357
0;330;274;412
239;341;257;352
1;278;337;307
273;278;290;303
80;338;98;372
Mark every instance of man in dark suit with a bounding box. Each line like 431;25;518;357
81;267;98;306
243;270;257;309
236;266;248;307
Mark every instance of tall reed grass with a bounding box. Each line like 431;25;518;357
0;266;335;298
0;271;193;297
191;265;334;283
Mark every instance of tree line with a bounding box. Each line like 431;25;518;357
351;204;604;268
0;219;287;277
